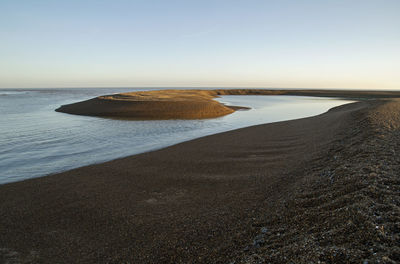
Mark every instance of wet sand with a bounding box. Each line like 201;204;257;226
1;91;400;263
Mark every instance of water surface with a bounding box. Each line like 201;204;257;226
0;88;353;184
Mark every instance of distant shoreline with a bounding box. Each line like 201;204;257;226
55;89;400;119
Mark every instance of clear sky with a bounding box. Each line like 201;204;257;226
0;0;399;89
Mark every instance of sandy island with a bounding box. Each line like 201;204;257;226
1;90;400;263
55;90;240;119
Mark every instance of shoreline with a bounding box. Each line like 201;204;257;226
55;89;400;119
1;93;400;262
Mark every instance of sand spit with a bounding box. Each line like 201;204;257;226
0;91;400;263
55;89;400;119
1;92;400;263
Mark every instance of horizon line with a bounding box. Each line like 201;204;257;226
0;86;399;91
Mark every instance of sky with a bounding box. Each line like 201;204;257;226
0;0;399;89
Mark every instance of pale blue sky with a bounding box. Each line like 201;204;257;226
0;0;399;89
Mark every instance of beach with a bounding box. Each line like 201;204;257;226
1;91;400;263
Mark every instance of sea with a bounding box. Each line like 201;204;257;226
0;88;354;184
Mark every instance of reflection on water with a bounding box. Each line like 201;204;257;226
0;88;354;184
216;95;353;125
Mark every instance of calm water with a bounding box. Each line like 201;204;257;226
0;88;353;184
